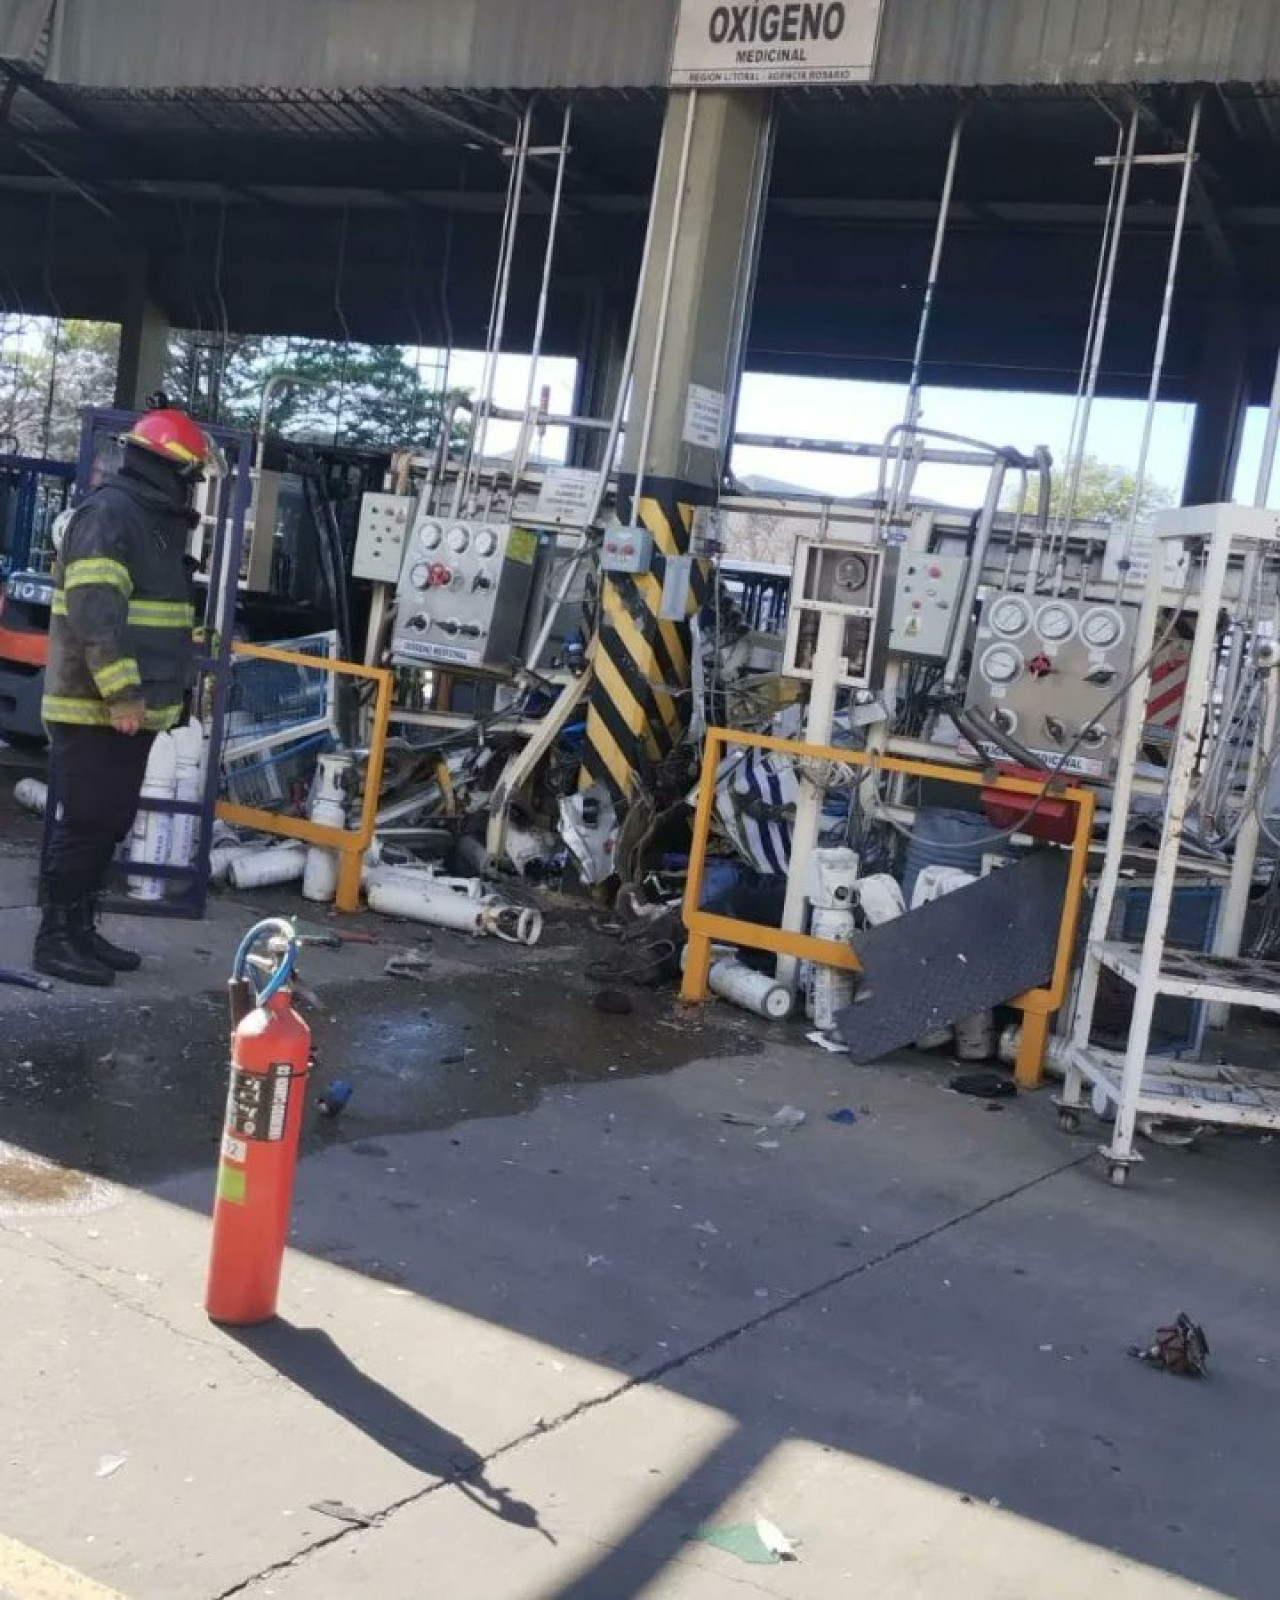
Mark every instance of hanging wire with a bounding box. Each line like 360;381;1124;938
210;197;232;423
331;207;353;447
39;195;63;458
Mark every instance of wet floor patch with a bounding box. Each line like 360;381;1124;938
0;970;761;1188
0;1141;117;1217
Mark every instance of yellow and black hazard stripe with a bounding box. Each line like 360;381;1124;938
579;475;714;806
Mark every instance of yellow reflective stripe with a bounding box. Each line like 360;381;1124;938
92;658;142;698
51;594;68;617
143;704;182;731
42;695;111;726
128;599;195;628
63;558;133;596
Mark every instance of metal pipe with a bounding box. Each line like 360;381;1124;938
1053;114;1128;558
512;103;574;490
1056;107;1140;549
889;104;969;520
584;109;674;528
464;101;533;511
254;371;324;477
943;452;1010;689
1254;342;1280;507
631;89;699;527
1115;95;1203;584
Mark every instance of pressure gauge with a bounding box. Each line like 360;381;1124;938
981;645;1023;686
1082;607;1124;649
1037;603;1076;643
474;528;498;558
448;526;471;554
833;554;870;595
409;562;431;590
417;522;443;552
989;597;1029;637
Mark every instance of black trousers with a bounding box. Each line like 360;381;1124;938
41;725;155;905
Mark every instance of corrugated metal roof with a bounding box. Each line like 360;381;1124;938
41;0;1280;91
45;0;679;91
0;0;53;64
874;0;1280;87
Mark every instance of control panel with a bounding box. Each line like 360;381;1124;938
391;516;542;675
889;552;968;660
353;492;415;584
782;540;896;690
962;592;1136;778
601;524;653;575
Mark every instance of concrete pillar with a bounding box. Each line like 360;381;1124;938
579;90;774;805
114;260;170;411
1181;301;1250;507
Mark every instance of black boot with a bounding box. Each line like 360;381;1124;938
73;898;142;974
33;905;116;988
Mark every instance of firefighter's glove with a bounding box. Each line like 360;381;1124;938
108;697;147;736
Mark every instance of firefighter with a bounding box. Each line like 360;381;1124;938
33;407;220;986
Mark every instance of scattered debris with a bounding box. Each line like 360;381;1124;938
13;777;48;816
1129;1313;1210;1377
384;951;432;981
692;1221;719;1236
770;1105;807;1132
310;1500;373;1527
317;1081;354;1118
689;1516;799;1566
828;1108;859;1126
95;1454;127;1479
950;1071;1017;1100
0;966;53;993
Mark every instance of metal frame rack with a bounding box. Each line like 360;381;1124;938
1062;504;1280;1183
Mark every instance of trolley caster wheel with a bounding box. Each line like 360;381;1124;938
1058;1108;1083;1135
1107;1162;1129;1188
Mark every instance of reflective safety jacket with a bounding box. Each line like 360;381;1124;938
43;464;197;732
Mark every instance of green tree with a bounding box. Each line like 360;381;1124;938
165;332;462;452
1004;454;1174;524
0;316;119;458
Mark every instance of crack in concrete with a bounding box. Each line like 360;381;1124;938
0;1219;264;1375
210;1151;1091;1598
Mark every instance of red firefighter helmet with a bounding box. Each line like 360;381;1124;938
122;408;223;479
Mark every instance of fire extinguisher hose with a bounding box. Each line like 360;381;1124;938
232;917;300;1004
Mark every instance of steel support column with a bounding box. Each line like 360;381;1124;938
579;90;774;805
113;257;170;411
1181;301;1250;507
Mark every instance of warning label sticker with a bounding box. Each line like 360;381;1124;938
226;1064;294;1143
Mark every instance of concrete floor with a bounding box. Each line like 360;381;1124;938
0;751;1276;1599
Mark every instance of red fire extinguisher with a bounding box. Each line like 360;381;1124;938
206;917;313;1326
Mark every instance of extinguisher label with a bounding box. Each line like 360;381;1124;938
222;1133;248;1164
227;1064;294;1143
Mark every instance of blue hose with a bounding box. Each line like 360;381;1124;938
232;917;299;1005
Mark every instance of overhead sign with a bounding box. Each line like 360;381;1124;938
670;0;884;88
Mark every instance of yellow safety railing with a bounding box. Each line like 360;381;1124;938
681;727;1096;1089
216;642;393;914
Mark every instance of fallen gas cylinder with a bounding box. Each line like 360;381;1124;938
365;867;542;946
